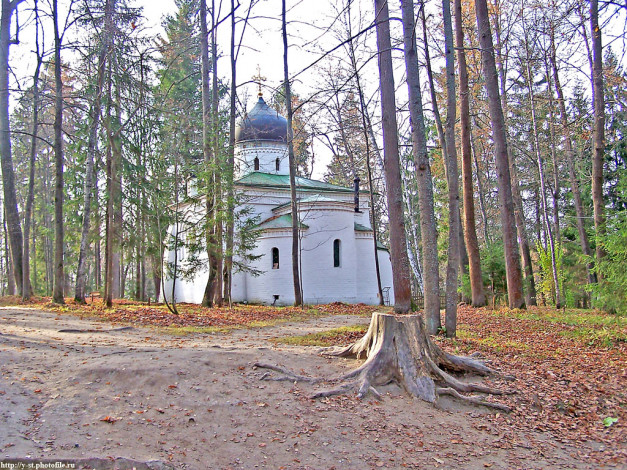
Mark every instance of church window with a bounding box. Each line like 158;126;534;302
254;157;260;171
272;247;279;269
275;158;280;171
333;239;341;267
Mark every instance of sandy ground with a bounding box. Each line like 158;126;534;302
0;307;603;469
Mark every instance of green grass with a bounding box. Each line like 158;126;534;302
163;315;323;336
271;324;368;347
507;308;627;328
489;307;627;348
559;326;627;347
456;328;529;352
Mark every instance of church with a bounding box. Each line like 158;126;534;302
162;93;394;306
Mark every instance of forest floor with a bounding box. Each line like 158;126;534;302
0;298;625;469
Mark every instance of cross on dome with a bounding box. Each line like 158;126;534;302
251;64;266;97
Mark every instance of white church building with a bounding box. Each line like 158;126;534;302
162;94;394;306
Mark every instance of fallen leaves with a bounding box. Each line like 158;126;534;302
434;305;627;465
9;297;378;331
100;416;117;423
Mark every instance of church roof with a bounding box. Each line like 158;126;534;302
235;172;357;193
354;222;373;232
271;194;350;213
255;214;309;231
234;96;288;143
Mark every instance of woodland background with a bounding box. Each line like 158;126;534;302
0;0;625;321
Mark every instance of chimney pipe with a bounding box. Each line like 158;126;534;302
354;176;361;213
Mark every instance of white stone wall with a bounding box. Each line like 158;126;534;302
377;249;395;305
235;142;288;177
300;205;358;304
161;222;209;304
230;267;247;303
161;187;395;306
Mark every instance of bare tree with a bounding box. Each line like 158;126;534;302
346;21;384;305
75;0;115;303
454;0;486;307
224;0;238;304
550;32;596;287
590;0;606;277
374;0;412;313
282;0;302;306
52;0;65;304
492;0;537;307
475;0;525;308
403;0;440;329
522;36;561;308
210;0;223;306
442;0;460;336
22;0;42;301
0;0;24;296
200;0;219;307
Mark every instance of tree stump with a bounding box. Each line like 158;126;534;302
255;312;512;411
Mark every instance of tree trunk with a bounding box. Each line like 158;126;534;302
94;159;101;291
75;0;113;303
372;0;412;314
475;0;525;309
52;0;65;304
3;207;14;295
590;0;606;277
442;0;460;336
111;88;123;300
223;0;237;304
421;3;468;306
454;0;485;307
402;0;440;326
210;0;223;306
349;42;384;305
510;163;537;306
282;0;303;306
493;21;537;306
524;48;561;308
23;1;42;301
104;56;115;307
200;0;218;307
470;127;490;244
545;60;561;249
550;41;597;286
0;0;24;296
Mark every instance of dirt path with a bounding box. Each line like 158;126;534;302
0;307;598;469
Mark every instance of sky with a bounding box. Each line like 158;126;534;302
7;0;627;179
10;0;346;177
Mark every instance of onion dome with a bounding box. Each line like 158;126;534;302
234;96;288;144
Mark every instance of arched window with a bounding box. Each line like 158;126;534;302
333;239;341;267
275;158;280;171
272;247;279;269
254;157;260;171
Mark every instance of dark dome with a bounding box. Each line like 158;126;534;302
235;96;288;143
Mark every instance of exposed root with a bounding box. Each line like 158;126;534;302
253;362;322;384
310;381;359;399
436;387;512;412
253;313;514;411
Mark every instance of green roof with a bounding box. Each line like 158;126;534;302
354;223;388;250
255;214;309;231
273;194;349;212
236;172;364;194
354;222;373;232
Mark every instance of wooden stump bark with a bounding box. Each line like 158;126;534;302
255;312;512;411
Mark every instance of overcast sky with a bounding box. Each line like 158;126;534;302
8;0;627;178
